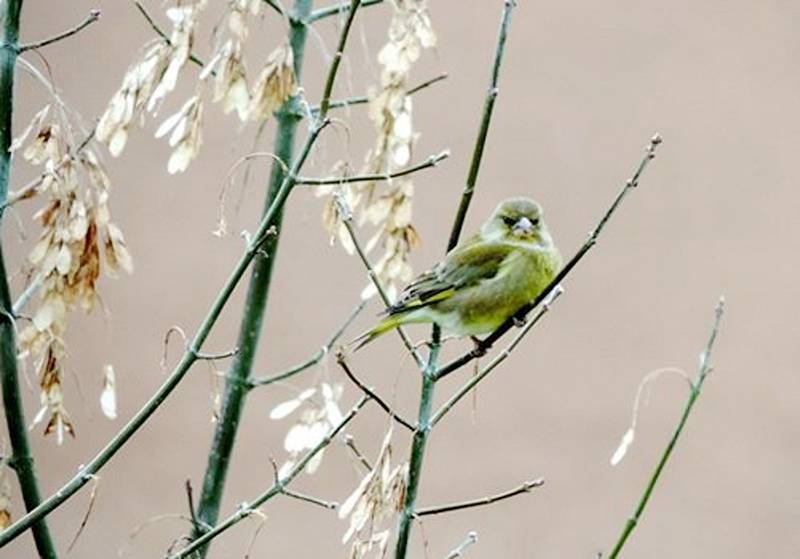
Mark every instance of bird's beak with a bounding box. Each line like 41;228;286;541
513;216;533;235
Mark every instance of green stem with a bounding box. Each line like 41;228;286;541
191;1;313;553
393;351;438;559
0;1;58;557
172;396;369;559
607;299;725;559
445;0;516;252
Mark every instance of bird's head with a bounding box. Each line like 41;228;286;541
482;197;551;246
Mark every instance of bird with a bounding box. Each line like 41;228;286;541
351;196;562;350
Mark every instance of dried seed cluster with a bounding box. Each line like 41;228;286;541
12;104;131;444
97;0;296;174
322;0;436;301
339;428;408;558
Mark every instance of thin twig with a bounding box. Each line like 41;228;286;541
249;301;365;388
607;298;725;559
268;457;338;510
321;72;448;111
261;0;287;17
283;488;339;510
444;532;479;559
344;434;373;471
434;134;664;381
192;347;239;361
133;1;206;69
19;9;101;52
334;194;425;369
431;287;563;426
415;478;544;517
184;480;202;531
169;396;369;559
336;351;415;432
296;150;449;185
307;0;382;23
318;0;362;117
66;474;100;552
12;275;41;315
445;0;516;252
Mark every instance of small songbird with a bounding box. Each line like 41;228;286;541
352;197;562;350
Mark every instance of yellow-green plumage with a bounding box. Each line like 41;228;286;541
352;197;561;350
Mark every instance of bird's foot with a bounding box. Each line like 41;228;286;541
470;336;487;357
512;315;527;328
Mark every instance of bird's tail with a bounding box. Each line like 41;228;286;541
348;314;408;352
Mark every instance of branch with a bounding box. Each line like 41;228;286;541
607;298;725;559
444;531;479;559
334;194;425;369
415;478;544;517
0;1;58;556
307;0;382;23
169;396;369;559
445;0;516;252
336;351;415;432
133;1;206;69
268;458;339;510
318;0;362;117
394;4;517;558
261;0;287;18
433;133;664;381
320;72;448;111
248;301;365;388
296;150;449;185
18;9;101;52
430;287;563;426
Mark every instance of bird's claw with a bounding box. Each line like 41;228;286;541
512;315;527;328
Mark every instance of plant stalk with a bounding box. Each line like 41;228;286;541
191;0;314;552
607;299;725;558
0;1;59;556
393;351;438;559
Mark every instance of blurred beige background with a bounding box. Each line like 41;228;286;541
3;1;799;557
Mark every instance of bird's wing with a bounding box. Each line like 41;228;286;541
387;239;515;315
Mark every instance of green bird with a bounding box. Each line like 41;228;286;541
352;197;562;350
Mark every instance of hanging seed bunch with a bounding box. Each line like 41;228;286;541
11;104;132;443
97;0;296;174
322;0;436;301
338;427;408;558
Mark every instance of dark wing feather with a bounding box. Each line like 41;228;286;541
386;240;514;315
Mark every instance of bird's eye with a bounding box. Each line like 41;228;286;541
530;218;540;226
502;216;516;226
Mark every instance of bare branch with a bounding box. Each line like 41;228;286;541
431;287;563;426
416;478;544;517
249;301;365;388
445;0;516;252
321;72;448;111
297;150;449;186
18;9;101;52
334;194;425;369
336;351;416;432
344;434;373;471
308;0;383;23
282;489;338;510
191;347;239;361
606;297;725;558
445;531;479;559
169;396;369;559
